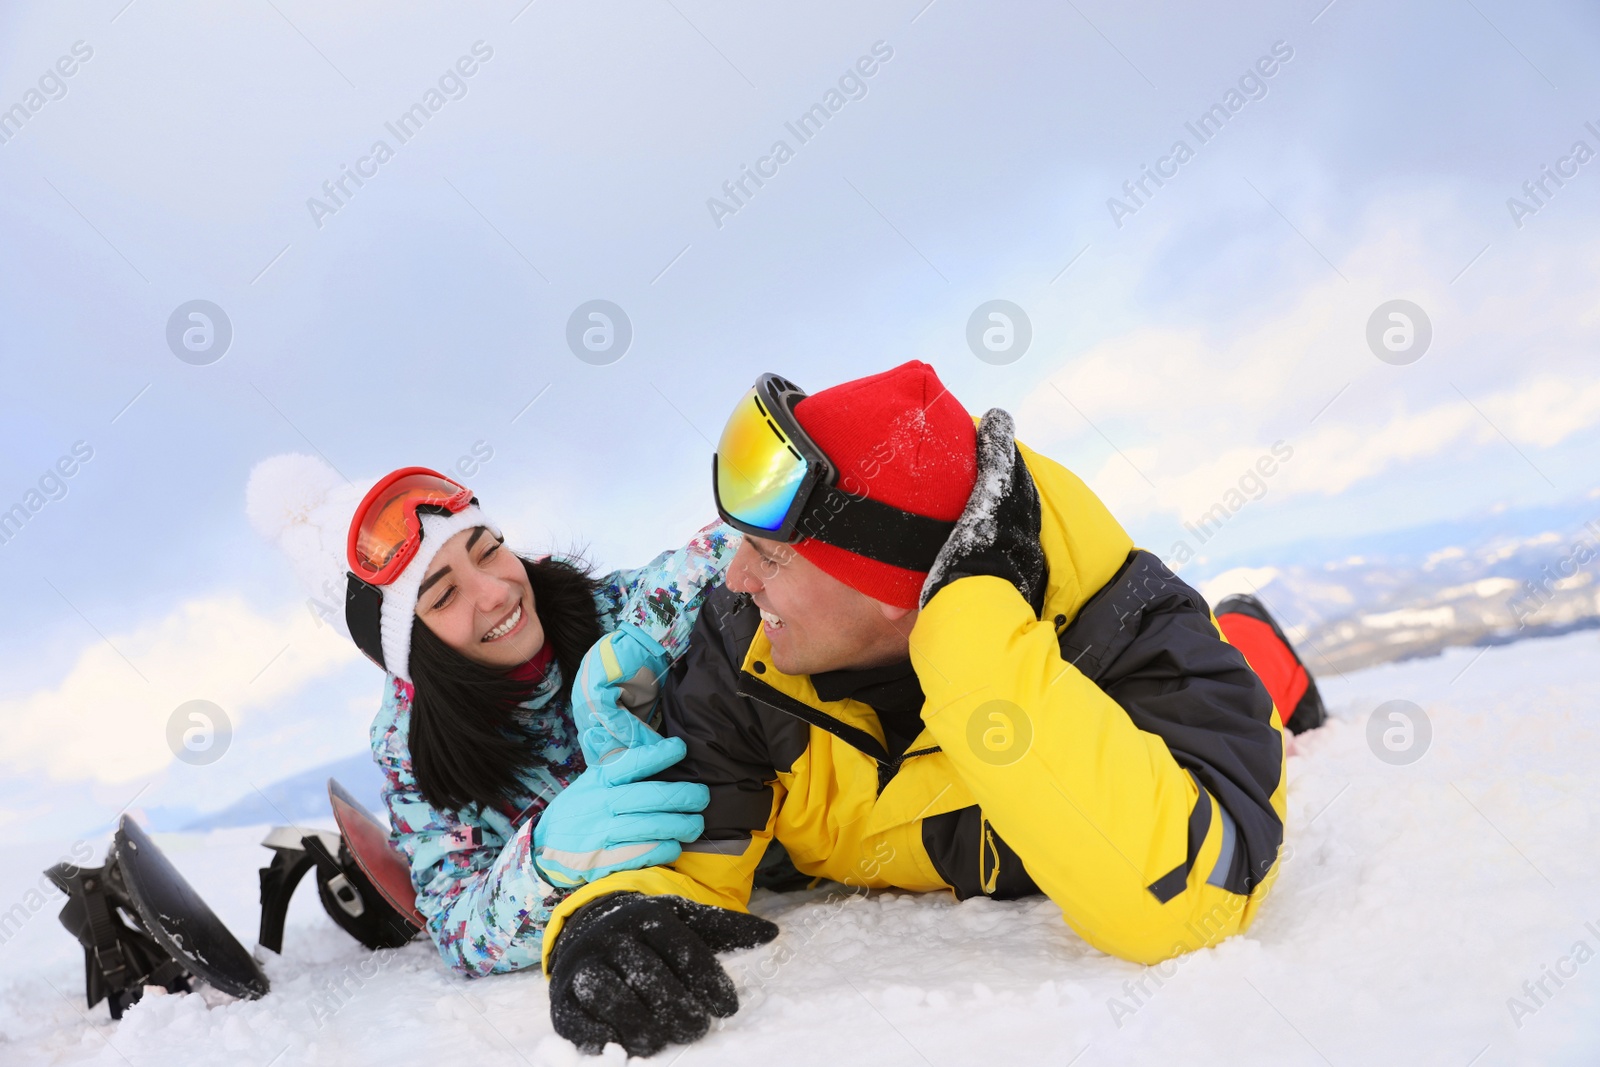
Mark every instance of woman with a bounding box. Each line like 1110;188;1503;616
247;455;736;976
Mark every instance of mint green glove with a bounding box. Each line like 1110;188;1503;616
532;736;707;888
571;623;673;767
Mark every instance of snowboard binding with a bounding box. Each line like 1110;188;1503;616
45;816;269;1019
256;778;423;954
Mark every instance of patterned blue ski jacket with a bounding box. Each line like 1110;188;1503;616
367;523;738;977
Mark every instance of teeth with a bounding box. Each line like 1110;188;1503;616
483;604;522;641
759;608;785;629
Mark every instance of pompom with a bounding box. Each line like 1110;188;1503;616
246;453;345;544
245;453;368;642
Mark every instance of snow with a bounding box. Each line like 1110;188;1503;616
3;630;1598;1065
921;409;1017;606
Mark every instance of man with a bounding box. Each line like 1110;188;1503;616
546;362;1293;1056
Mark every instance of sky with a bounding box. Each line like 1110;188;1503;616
0;0;1597;844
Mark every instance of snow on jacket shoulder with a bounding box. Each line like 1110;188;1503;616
367;522;740;977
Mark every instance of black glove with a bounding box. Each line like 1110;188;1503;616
920;408;1047;615
548;892;779;1058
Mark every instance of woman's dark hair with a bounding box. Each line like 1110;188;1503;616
406;553;603;814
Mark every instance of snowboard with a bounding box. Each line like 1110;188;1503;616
46;816;269;1017
115;816;270;1000
257;780;421;953
328;777;426;933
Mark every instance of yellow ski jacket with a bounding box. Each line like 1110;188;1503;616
542;439;1289;968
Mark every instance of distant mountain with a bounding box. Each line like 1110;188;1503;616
176;750;388;832
1191;495;1600;673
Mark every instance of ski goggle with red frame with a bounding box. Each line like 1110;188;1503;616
711;373;956;572
346;468;475;587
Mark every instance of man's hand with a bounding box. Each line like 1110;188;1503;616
549;892;780;1057
572;623;674;766
920;408;1047;614
533;739;708;887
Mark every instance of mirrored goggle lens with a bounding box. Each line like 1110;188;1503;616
715;388;808;532
353;473;471;575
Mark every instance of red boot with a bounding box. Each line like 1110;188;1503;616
1214;593;1327;734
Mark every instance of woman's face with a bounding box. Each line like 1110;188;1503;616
414;527;545;668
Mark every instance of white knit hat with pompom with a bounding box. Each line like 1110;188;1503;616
246;453;498;682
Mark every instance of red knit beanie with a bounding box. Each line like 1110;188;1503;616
791;361;977;609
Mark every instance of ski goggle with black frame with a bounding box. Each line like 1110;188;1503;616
712;373;956;572
343;467;477;670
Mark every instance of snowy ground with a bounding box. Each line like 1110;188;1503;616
2;630;1598;1066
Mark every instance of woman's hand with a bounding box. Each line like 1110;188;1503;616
533;737;708;888
571;623;673;766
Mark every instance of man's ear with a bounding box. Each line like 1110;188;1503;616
877;601;916;624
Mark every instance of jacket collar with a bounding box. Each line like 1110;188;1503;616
737;630;938;763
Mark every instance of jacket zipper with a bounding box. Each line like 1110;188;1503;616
875;745;942;796
738;675;942;795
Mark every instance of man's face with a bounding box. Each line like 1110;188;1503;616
724;535;915;675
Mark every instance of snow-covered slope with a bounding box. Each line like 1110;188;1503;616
2;631;1596;1065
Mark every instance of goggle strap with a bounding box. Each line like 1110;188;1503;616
345;574;387;670
793;486;956;573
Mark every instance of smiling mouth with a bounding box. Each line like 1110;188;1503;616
759;607;786;632
482;603;523;642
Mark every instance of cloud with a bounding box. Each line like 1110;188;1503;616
1482;376;1600;449
1057;373;1598;525
1013;197;1600;523
1278;376;1600;502
0;596;360;785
